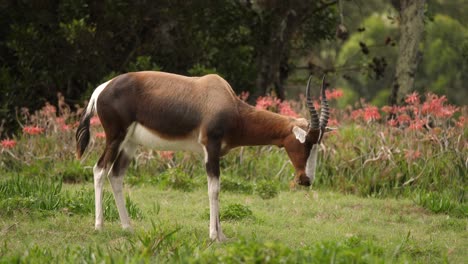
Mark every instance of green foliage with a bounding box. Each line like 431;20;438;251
414;190;467;218
126;56;161;73
187;64;219;77
221;203;253;221
0;177;62;215
337;14;398;100
417;14;468;104
221;177;254;194
0;176;143;220
161;167;199;192
255;180;280;199
63;188;143;221
0;1;341;135
195;236;390;263
203;203;254;221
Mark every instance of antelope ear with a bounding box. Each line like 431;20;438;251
325;126;338;133
292;126;307;143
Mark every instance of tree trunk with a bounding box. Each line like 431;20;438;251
389;0;426;105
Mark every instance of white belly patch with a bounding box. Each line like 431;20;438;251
125;123;204;154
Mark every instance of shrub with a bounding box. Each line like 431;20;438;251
161;167;199;192
221;177;254;194
255;180;279;199
221;203;253;221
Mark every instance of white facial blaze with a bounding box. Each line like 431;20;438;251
292;126;307;143
305;144;319;182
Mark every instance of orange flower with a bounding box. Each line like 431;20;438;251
351;109;363;121
1;139;16;149
328;118;339;127
364;106;381;122
408;119;426;131
61;124;71;131
159;151;174;160
95;132;106;139
90;116;101;126
381;105;394;114
387;119;398;127
325;88;344;100
405;92;420;105
405;149;421;161
397;114;411;124
456;116;466;127
278;101;298;117
23;126;44;135
255;96;280;110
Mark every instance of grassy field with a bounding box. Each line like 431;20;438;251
1;181;466;263
1;91;466;263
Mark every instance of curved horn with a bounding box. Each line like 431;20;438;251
306;75;320;130
319;75;330;128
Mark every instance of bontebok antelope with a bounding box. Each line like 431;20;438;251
75;71;330;241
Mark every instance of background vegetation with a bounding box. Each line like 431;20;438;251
1;0;467;134
0;88;466;262
0;0;467;263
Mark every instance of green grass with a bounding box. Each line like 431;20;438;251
1;181;466;263
0;101;466;262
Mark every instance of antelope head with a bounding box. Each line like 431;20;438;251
284;75;330;186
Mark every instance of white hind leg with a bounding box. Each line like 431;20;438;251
94;164;107;230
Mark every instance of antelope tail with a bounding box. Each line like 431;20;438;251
75;101;94;160
75;80;112;159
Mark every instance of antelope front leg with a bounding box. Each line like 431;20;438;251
204;140;226;242
207;175;225;241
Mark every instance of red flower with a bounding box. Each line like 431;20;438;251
405;149;421;161
351;109;363;121
408;119;425;131
278;101;298;117
1;139;16;149
159;151;174;160
456;116;466;128
23;126;44;135
328;118;339;127
397;114;411;124
405;92;420;105
363;106;381;122
381;105;394;114
42;103;57;115
439;105;458;118
61;124;71;131
422;93;446;116
325;88;344;100
387;119;398;127
95;132;106;139
90;116;101;126
255;96;280;110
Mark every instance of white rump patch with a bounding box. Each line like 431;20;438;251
292;126;307;143
86;80;112;115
